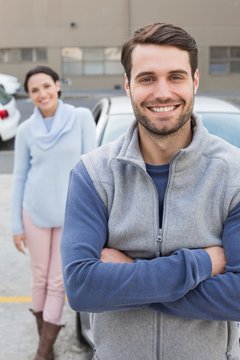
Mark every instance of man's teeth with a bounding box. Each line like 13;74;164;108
151;106;176;113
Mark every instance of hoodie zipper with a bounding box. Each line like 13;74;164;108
155;162;175;360
226;347;232;359
117;158;172;360
156;228;163;257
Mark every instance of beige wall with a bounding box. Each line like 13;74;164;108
0;0;240;92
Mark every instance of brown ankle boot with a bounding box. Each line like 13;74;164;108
34;320;64;360
29;309;43;336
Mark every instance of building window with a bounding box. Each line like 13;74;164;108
61;47;123;75
0;48;47;63
210;47;240;74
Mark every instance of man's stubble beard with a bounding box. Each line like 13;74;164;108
131;96;195;139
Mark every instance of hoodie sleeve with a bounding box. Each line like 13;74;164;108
11;122;31;234
150;202;240;321
61;161;212;313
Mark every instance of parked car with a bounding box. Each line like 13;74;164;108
0;73;21;95
76;95;240;347
95;95;240;146
0;86;21;142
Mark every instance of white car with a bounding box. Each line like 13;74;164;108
0;86;21;141
0;73;21;95
95;95;240;146
76;95;240;349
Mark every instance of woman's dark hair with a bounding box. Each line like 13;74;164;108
121;22;198;82
24;65;61;98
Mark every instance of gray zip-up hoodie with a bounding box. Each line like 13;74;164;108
62;116;240;360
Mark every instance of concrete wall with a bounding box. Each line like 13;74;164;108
0;0;240;92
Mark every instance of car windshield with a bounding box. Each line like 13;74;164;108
100;112;240;148
199;112;240;148
0;87;11;106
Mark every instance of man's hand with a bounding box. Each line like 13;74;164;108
13;233;27;254
204;246;226;276
100;248;134;263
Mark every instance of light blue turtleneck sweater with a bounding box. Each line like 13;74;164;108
11;100;96;234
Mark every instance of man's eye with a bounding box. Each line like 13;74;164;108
140;77;153;83
171;75;183;80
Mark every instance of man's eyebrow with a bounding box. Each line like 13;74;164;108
169;69;189;75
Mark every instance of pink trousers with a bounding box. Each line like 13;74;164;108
23;210;65;325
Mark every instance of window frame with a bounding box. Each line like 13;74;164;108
61;46;123;76
209;46;240;75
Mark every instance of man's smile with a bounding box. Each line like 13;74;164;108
148;105;178;113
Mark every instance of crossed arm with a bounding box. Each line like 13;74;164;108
100;246;226;277
100;204;240;321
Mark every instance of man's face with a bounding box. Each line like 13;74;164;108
125;44;199;137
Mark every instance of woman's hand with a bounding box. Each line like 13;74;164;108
13;233;27;254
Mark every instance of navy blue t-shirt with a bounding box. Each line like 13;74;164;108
146;163;169;228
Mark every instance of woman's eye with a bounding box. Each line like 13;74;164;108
30;88;38;93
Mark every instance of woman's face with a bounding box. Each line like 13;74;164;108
27;73;61;117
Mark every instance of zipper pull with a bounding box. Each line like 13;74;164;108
156;229;162;257
226;346;232;359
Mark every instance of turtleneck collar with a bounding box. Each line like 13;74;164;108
29;100;76;149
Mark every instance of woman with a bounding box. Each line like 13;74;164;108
11;66;96;359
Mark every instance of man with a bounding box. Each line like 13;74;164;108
61;23;240;360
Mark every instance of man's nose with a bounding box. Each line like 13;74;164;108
153;79;172;99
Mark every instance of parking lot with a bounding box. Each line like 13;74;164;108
0;175;93;359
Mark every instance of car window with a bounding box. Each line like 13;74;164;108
100;114;135;145
93;104;103;124
0;86;11;105
99;111;240;149
199;112;240;148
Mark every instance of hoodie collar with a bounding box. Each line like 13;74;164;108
116;114;209;172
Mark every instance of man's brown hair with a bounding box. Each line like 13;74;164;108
121;22;198;81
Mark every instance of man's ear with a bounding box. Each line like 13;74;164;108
193;69;200;95
124;74;130;97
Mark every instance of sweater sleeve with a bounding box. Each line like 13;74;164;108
11;123;31;234
77;108;97;153
150;202;240;321
61;161;212;312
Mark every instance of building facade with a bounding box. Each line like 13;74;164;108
0;0;240;93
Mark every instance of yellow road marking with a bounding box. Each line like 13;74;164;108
0;296;32;303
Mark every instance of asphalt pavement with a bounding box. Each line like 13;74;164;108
0;174;92;359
